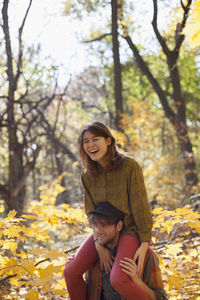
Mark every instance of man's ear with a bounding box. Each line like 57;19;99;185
116;220;123;232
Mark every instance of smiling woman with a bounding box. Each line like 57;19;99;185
82;131;111;168
64;121;153;300
78;121;123;176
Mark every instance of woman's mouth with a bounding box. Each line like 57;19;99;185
89;149;98;154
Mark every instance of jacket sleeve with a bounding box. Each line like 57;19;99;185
128;161;153;242
81;173;95;217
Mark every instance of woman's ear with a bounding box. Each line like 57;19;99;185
106;137;112;146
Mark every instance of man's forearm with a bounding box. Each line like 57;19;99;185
136;279;156;300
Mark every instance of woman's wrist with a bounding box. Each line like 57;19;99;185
140;242;148;251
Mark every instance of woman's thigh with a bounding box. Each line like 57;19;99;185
64;233;98;277
111;234;140;282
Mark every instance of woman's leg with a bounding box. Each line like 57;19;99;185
110;234;149;300
64;233;98;300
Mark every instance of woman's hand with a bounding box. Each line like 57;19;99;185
95;242;114;273
133;242;148;277
119;257;140;283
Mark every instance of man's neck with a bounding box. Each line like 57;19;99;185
106;235;119;250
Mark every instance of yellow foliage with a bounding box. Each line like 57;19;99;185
39;174;66;206
117;101;185;206
21;259;35;276
25;290;39;300
0;204;5;213
153;206;200;299
0;182;88;299
184;0;200;48
53;278;67;296
1;181;200;299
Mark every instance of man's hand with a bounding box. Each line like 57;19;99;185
133;242;148;277
95;242;114;273
120;257;140;283
120;257;156;300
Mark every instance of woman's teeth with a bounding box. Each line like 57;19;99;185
90;150;98;153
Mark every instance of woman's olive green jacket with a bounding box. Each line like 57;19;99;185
81;156;153;242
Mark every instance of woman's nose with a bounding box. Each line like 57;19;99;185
88;140;94;147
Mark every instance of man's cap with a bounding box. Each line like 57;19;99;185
89;202;125;221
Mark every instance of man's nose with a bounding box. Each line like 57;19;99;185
94;225;103;234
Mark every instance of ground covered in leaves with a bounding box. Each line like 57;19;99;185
0;181;200;299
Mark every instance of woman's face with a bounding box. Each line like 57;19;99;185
82;131;111;167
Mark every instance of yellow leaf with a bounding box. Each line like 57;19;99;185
8;209;17;218
21;259;35;276
30;248;46;255
45;249;65;260
54;278;66;290
189;249;198;257
0;204;5;213
9;276;20;286
165;243;183;256
21;214;38;219
25;290;39;300
72;161;79;168
2;240;18;252
38;264;61;283
48;216;59;225
3;225;22;238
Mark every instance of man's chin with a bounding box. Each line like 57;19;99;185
98;240;105;246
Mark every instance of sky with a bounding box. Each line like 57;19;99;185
2;0;180;82
6;0;90;77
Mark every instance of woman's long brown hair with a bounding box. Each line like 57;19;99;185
78;121;123;176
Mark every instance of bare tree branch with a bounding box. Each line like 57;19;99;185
84;32;111;43
180;0;186;10
152;0;170;56
124;35;176;124
11;145;41;198
38;112;77;162
14;0;33;90
174;0;192;53
2;0;14;86
0;274;17;285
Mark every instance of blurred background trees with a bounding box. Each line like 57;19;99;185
0;0;200;215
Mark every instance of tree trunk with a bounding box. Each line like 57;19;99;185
111;0;123;130
121;0;198;194
7;92;25;215
1;0;40;215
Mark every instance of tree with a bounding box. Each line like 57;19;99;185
64;0;124;130
0;0;60;214
111;0;123;130
184;0;200;48
119;0;198;194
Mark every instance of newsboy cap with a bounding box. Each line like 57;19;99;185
90;202;125;221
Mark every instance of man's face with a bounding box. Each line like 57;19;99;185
92;217;123;249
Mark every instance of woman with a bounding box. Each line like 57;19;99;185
64;121;153;300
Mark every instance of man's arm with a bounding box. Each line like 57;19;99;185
133;278;156;300
119;257;156;300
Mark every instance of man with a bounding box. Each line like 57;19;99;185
86;202;167;300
